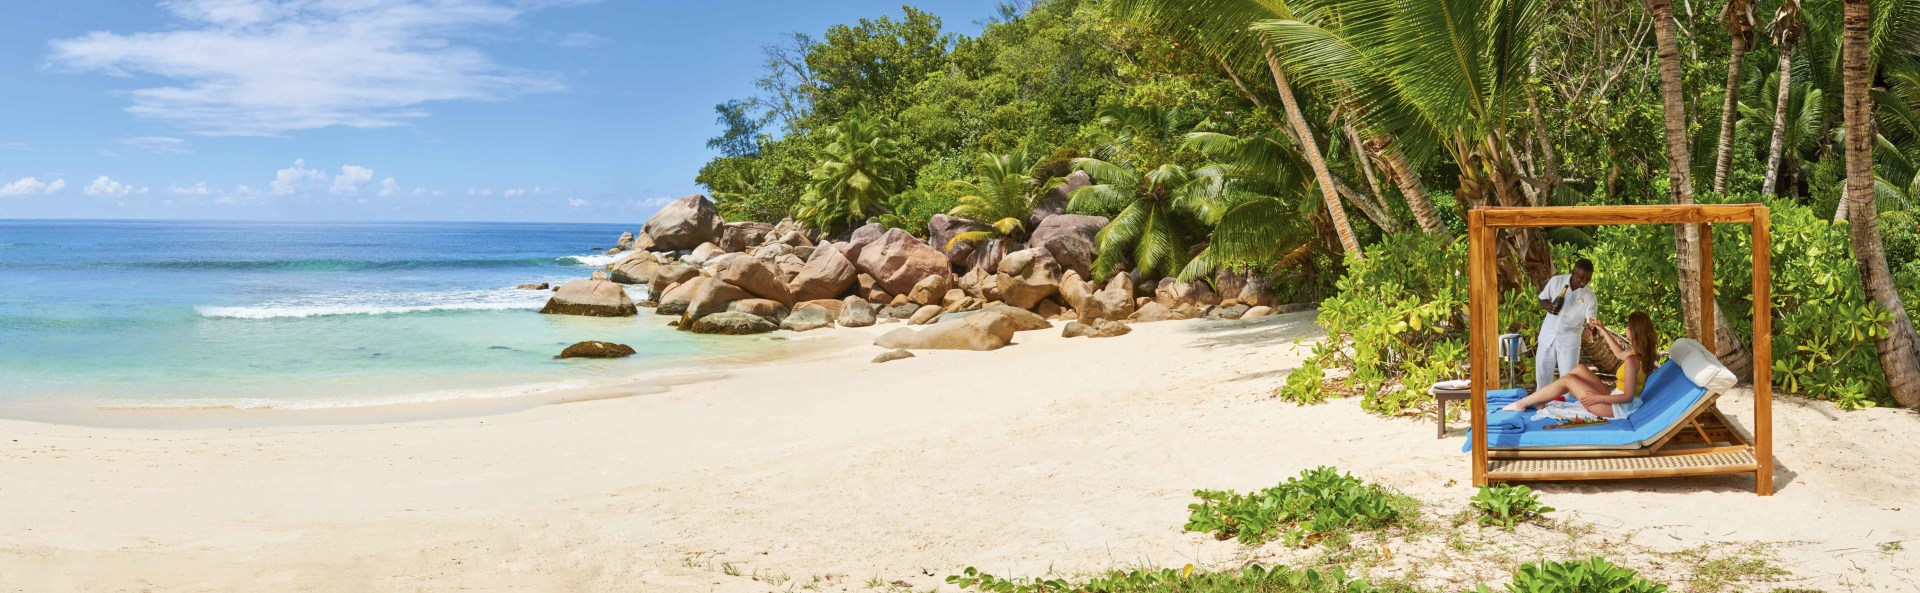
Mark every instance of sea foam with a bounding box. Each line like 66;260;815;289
197;288;551;319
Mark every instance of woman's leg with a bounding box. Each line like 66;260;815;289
1581;399;1618;418
1500;377;1573;412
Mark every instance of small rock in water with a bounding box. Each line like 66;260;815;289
516;282;550;290
556;341;637;359
872;349;915;363
488;346;514;350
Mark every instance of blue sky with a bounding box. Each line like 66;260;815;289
0;0;995;222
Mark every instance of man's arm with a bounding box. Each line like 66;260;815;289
1539;298;1559;315
1537;276;1563;315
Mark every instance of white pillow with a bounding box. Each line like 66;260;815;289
1667;338;1737;393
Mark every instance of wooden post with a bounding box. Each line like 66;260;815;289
1751;207;1774;495
1467;211;1494;486
1699;223;1715;352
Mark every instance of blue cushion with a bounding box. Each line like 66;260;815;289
1461;360;1712;451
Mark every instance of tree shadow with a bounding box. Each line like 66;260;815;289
1177;309;1323;352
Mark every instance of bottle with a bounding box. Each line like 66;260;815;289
1550;286;1568;315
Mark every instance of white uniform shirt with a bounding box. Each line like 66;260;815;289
1536;273;1597;344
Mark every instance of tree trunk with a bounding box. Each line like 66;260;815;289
1842;0;1920;407
1761;49;1793;197
1527;59;1564;202
1653;0;1754;378
1267;50;1362;258
1713;1;1752;194
1377;141;1447;235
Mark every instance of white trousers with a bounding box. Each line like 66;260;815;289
1535;333;1581;390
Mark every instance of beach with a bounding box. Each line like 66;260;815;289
4;311;1917;592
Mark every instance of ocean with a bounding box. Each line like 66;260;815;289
0;219;794;420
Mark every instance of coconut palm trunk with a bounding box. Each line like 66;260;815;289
1376;140;1447;235
1713;0;1755;193
1761;49;1793;197
1266;50;1362;258
1841;0;1920;407
1651;0;1754;377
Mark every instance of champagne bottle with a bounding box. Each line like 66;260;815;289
1550;286;1568;315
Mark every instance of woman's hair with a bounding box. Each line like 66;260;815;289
1626;312;1657;364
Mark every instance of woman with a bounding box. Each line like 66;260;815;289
1499;312;1658;419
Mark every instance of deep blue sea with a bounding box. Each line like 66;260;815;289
0;220;780;417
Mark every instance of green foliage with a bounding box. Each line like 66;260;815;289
1315;233;1484;415
1754;202;1895;408
1468;485;1556;529
1473;558;1668;593
1184;467;1411;548
1277;359;1328;405
796;108;907;234
947;564;1393;593
945;151;1041;245
801;6;952;124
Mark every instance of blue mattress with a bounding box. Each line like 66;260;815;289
1461;360;1712;451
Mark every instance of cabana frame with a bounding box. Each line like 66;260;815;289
1467;204;1774;496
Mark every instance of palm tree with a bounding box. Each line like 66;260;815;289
944;151;1040;248
1741;74;1825;197
1713;0;1758;193
1181;130;1321;281
1109;0;1364;259
795;107;906;235
1762;0;1805;198
1068;157;1221;282
1841;0;1920;407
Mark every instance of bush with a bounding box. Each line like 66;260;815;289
1473;558;1668;593
947;564;1392;593
1184;467;1412;547
1276;360;1328;405
1468;484;1555;529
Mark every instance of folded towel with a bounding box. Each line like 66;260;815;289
1485;388;1527;408
1485;410;1527;434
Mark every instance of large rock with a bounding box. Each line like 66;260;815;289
927;214;988;268
1062;318;1130;338
647;264;701;300
846;222;886;257
908;274;951;306
873;312;1016;351
966;238;1014;276
1156;278;1221;308
641;195;722;251
1058;270;1092;312
1238;275;1275;307
1027;214;1105;278
995;248;1060;310
853;228;953;296
880;303;921;320
840;296;877;327
977;304;1051;331
781;302;836;332
872;349;915;363
766;218;812;246
1243;305;1275;318
1078;285;1136;323
1130;301;1191;322
556;341;636;359
788;244;858;302
1028;170;1091;229
689;312;779;335
908;304;944;325
727;298;790;323
609;251;660;285
660;277;751;321
716;258;793;307
540;279;637;317
613;231;635;252
1207;304;1252;320
719;222;774;253
684;242;726;266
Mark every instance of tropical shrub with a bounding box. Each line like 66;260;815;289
947;564;1391;593
1468;484;1556;529
944;151;1041;246
795;107;908;234
1473;558;1668;593
1276;359;1328;405
1184;467;1412;548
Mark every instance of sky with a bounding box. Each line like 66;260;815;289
0;0;996;222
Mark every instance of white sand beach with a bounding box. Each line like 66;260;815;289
3;311;1917;592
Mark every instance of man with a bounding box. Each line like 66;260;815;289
1535;259;1598;390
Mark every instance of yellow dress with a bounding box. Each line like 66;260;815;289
1615;358;1645;398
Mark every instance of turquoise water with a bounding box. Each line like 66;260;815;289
0;220;782;415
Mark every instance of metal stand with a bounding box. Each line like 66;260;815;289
1498;333;1526;389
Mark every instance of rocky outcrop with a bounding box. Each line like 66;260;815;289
995;248;1060;310
690;312;779;335
1129;301;1191;322
908;304;944;325
516;282;550;290
873;312;1016;351
976;304;1051;332
540;280;637;317
1027;214;1105;278
719;222;774;253
642;195;722;251
927;214;988;268
1243;305;1275;318
880;303;920;320
556;341;636;359
1078;282;1136;323
1062;318;1130;338
781;301;836;332
908;274;951;306
1028;170;1091;229
853;228;952;296
1207;304;1251;320
727;298;789;322
612;232;635;252
646;264;701;300
788;244;858;302
840;296;877;327
1058;270;1091;312
609;251;660;285
716;258;793;307
872;349;915;363
685;242;726;265
660;277;750;321
846;222;886;256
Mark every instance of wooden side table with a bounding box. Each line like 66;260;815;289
1430;386;1472;439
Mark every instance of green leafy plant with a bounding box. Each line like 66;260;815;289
1184;467;1412;547
1277;360;1328;405
1468;484;1556;529
947;564;1391;593
1474;558;1668;593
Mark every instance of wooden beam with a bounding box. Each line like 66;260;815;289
1751;206;1774;496
1468;211;1493;487
1477;205;1757;228
1699;223;1716;352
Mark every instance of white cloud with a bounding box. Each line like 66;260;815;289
171;182;213;195
0;177;65;197
115;136;193;154
46;0;569;136
411;187;426;196
567;198;589;208
503;188;526;197
556;32;605;48
379;177;397;197
270;158;326;194
331;165;373;194
85;175;136;197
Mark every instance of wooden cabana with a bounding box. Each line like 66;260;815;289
1466;204;1774;496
